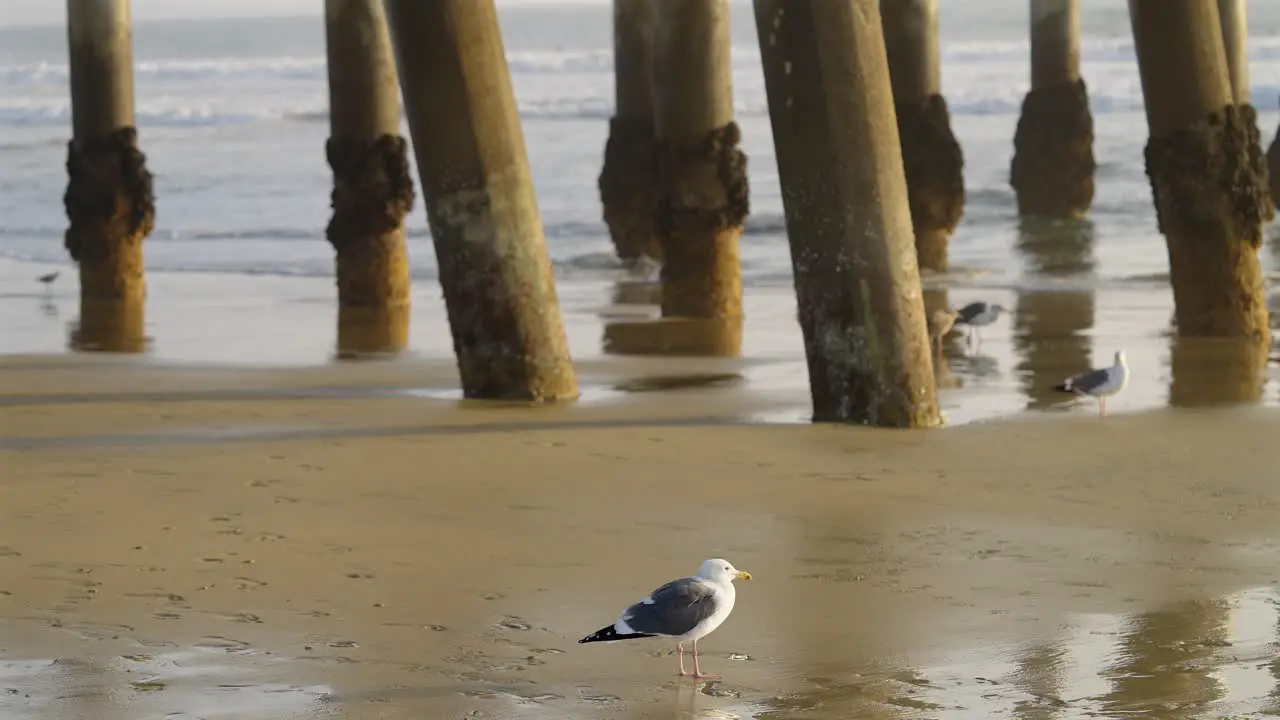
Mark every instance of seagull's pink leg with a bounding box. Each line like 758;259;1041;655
676;642;688;676
690;639;721;679
1100;397;1106;418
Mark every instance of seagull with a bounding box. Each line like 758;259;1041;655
37;271;59;288
1052;350;1129;418
927;308;960;357
579;558;751;679
954;301;1007;345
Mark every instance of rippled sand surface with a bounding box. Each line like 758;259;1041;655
2;356;1280;718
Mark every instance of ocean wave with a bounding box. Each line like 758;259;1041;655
8;37;1280;128
12;36;1280;85
0;87;1164;129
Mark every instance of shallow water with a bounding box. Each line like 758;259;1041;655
4;3;1280;424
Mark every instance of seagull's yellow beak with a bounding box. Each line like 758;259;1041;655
736;570;752;581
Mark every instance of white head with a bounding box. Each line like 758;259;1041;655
696;558;752;584
1114;350;1127;366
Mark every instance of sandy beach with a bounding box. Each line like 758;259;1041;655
6;4;1280;717
4;352;1280;719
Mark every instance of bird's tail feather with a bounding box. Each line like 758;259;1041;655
578;625;655;644
1052;382;1072;393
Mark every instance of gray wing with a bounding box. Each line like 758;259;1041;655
620;577;719;637
1066;366;1112;394
955;302;987;324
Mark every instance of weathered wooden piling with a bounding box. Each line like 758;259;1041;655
1218;0;1249;104
754;0;941;427
1010;0;1095;219
879;0;964;273
324;0;414;340
64;0;154;349
653;0;747;343
384;0;578;400
600;0;660;262
1129;0;1272;340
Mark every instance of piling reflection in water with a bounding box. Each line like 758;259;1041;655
1100;599;1230;718
1013;289;1095;410
67;297;146;354
1167;335;1268;408
1009;642;1069;720
1015;216;1096;278
1012;216;1096;410
760;514;913;720
335;303;409;360
601;283;744;359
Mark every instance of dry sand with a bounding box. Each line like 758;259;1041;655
3;355;1280;719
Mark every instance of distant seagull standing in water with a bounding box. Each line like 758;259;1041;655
953;301;1008;345
579;558;751;679
37;271;59;290
1052;350;1129;418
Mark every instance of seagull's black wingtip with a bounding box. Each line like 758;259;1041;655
579;625;655;644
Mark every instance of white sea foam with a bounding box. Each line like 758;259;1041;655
3;37;1280;128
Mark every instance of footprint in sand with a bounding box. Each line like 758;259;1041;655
496;616;532;631
56;621;134;640
194;635;251;651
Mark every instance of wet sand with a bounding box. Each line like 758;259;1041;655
4;357;1280;718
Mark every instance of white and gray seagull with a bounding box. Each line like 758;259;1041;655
579;558;752;679
1052;350;1129;418
954;301;1008;345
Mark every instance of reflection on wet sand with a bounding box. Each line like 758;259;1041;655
335;303;410;360
68;297;146;354
7;335;1280;718
1100;599;1230;718
1012;216;1098;412
0;644;332;720
1013;290;1095;410
603;313;744;357
1015;217;1096;278
1167;336;1269;408
603;277;744;357
1008;643;1068;720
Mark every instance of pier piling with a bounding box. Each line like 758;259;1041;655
600;0;661;263
324;0;414;355
63;0;154;350
385;0;578;400
1217;0;1250;105
754;0;941;427
880;0;964;273
1010;0;1095;219
652;0;747;352
1129;0;1272;340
